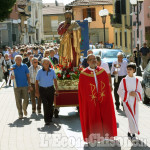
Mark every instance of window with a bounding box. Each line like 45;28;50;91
28;6;31;12
125;31;127;48
83;8;96;21
51;20;58;31
120;31;122;46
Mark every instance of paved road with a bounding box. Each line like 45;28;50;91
0;79;150;150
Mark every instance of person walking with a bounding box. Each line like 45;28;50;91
140;43;150;70
35;58;58;125
78;54;117;143
11;55;32;119
111;52;128;110
118;63;142;143
29;57;42;114
2;53;13;86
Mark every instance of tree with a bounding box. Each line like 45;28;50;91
0;0;16;21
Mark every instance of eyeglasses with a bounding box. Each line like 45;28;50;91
127;68;133;71
88;58;97;61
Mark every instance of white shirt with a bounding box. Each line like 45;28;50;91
111;60;128;76
100;61;110;74
29;65;42;84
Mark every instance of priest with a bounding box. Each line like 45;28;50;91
78;54;117;143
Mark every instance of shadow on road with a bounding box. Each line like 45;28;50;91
59;111;81;132
30;113;44;121
8;117;32;127
117;109;126;117
37;118;61;134
131;139;150;150
83;143;121;150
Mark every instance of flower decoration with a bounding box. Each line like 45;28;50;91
55;64;83;80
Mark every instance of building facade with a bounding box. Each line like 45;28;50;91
132;0;150;48
66;0;114;45
111;0;132;54
43;3;65;43
0;2;20;48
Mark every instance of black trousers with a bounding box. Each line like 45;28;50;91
39;86;55;123
3;72;11;85
114;76;126;108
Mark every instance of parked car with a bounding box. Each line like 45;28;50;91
92;49;128;69
142;62;150;104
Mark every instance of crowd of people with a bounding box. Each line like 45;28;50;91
0;42;146;144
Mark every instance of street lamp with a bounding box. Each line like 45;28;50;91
99;9;109;48
130;0;144;76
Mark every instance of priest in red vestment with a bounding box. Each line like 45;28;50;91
78;54;117;143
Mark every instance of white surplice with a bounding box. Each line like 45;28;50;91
117;75;143;134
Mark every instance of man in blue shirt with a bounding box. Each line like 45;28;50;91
35;58;58;125
11;55;32;119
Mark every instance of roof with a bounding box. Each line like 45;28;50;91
67;0;113;6
43;3;65;15
17;0;28;6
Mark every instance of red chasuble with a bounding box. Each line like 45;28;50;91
78;66;117;142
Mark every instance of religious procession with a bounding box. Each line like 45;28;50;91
0;0;150;150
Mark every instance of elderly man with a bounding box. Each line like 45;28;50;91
11;55;32;119
78;54;117;143
82;50;93;68
49;49;58;65
111;52;128;110
29;57;42;114
35;58;58;125
96;55;112;90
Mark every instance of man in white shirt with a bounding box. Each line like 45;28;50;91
111;52;128;110
29;57;42;113
96;55;112;90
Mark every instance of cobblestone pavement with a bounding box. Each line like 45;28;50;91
0;80;150;150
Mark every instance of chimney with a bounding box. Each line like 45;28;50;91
55;0;58;6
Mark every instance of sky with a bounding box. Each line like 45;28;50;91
42;0;74;5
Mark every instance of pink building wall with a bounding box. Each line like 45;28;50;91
132;0;150;49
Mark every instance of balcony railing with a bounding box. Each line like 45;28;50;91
110;14;122;28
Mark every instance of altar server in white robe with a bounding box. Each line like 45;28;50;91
117;63;142;142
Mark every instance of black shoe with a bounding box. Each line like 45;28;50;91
45;122;50;126
128;132;132;141
116;106;120;110
131;134;137;143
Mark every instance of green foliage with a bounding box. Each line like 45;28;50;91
0;0;16;21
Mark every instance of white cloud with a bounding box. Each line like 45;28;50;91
42;0;74;5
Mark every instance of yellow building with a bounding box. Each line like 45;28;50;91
110;0;132;54
43;3;65;43
66;0;114;45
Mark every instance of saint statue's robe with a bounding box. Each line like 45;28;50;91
78;66;117;142
58;21;81;67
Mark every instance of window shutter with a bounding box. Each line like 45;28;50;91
83;9;87;19
91;8;96;21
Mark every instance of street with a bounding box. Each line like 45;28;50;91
0;77;150;150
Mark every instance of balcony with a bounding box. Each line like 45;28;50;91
110;14;122;28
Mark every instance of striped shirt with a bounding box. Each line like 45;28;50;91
29;65;42;84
